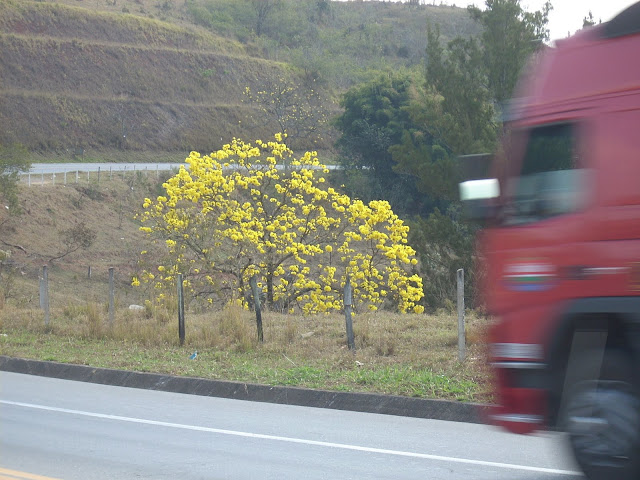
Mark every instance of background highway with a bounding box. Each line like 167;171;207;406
0;372;582;480
26;162;340;175
28;162;185;175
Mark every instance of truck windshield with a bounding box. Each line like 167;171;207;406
503;123;588;225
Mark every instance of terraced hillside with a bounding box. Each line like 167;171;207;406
0;0;305;153
0;0;480;158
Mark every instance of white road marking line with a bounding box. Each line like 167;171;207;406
0;467;63;480
1;400;580;476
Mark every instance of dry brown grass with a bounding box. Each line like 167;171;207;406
0;280;493;402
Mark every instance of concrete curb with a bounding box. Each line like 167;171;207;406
0;356;490;424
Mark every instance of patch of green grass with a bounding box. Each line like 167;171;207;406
349;366;476;400
0;303;493;403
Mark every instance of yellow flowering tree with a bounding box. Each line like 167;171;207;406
137;135;424;314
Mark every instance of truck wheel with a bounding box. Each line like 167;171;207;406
561;351;640;480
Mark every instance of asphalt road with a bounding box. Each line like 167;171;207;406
0;372;582;480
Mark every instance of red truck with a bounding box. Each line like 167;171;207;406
460;3;640;479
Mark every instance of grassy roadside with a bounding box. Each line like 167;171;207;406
0;166;493;405
0;297;493;403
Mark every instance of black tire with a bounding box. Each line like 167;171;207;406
560;350;640;480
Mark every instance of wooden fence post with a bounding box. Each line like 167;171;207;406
108;267;115;327
344;276;355;351
40;265;50;325
177;273;185;345
249;275;264;342
457;268;466;362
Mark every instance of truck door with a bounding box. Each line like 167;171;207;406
484;121;594;327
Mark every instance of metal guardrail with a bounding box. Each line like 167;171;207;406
27;163;186;175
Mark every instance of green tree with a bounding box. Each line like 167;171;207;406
388;24;499;208
309;0;332;24
333;72;426;216
424;25;498;155
334;72;413;170
0;143;30;214
468;0;552;105
389;23;498;205
247;0;282;37
389;129;457;205
385;23;502;309
0;144;29;271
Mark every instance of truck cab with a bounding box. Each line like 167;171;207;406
461;3;640;479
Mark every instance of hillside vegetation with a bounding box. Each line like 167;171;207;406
0;0;479;157
0;0;297;154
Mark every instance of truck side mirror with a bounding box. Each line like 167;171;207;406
459;178;500;221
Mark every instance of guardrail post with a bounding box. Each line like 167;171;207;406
177;273;185;345
249;275;263;342
40;265;50;325
108;267;115;327
344;276;355;351
457;268;466;361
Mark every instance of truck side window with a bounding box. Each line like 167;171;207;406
504;123;588;225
